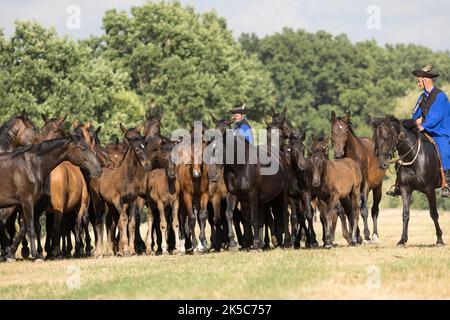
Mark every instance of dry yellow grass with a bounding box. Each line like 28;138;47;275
1;208;450;300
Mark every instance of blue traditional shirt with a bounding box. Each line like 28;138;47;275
233;119;254;144
412;87;450;170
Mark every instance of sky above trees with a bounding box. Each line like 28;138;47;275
1;0;450;51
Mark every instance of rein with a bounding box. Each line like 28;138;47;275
390;137;421;166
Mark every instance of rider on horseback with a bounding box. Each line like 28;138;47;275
387;64;450;198
230;103;254;144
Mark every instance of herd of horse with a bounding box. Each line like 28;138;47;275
0;108;446;262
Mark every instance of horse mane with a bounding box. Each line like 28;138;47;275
336;116;356;136
0;118;16;151
9;138;71;158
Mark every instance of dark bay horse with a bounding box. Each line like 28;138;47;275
0;136;101;261
0;111;41;260
222;129;287;250
331;111;386;242
371;115;444;246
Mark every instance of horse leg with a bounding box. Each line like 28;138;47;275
225;193;238;250
360;183;371;241
22;200;39;260
371;184;382;243
249;192;261;251
156;201;168;254
290;200;299;247
183;193;198;251
134;197;146;255
350;190;361;246
302;193;318;248
211;196;222;252
44;212;53;257
83;211;92;257
145;202;155;255
338;199;353;245
6;216;26;260
127;202;137;256
51;212;63;259
171;198;183;254
91;190;105;259
398;187;412;246
117;202;130;256
426;190;444;246
197;193;209;252
232;207;244;247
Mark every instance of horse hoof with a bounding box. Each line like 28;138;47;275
262;245;271;251
436;242;445;247
33;258;44;263
228;244;239;252
6;257;16;263
324;244;333;249
397;241;407;247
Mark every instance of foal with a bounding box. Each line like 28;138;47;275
89;125;152;257
309;144;362;248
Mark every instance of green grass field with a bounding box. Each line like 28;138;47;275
1;208;450;300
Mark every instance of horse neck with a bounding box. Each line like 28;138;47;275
344;130;363;158
397;127;418;157
36;142;73;178
120;146;140;181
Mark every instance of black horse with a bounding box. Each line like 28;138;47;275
222;129;287;250
371;115;444;246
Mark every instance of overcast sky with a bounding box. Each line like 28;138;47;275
1;0;450;51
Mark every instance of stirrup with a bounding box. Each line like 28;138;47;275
386;185;400;197
440;187;450;198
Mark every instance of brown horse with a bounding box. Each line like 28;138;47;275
38;115;91;258
0;111;41;260
176;128;210;253
331;111;386;242
309;143;362;248
89;125;152;257
140;140;183;254
0;136;101;261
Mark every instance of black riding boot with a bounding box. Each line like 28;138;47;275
386;184;401;197
440;170;450;198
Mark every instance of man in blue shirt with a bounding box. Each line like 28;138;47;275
388;64;450;197
230;104;254;144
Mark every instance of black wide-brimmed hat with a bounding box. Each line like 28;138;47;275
230;103;248;115
412;64;440;79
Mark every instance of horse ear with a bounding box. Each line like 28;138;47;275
96;126;102;136
300;131;306;142
270;107;276;116
331;110;336;122
120;123;128;134
158;113;163;122
21;109;28;119
312;134;317;144
281;107;287;117
59;115;67;125
41;113;49;123
136;124;144;135
345;111;351;122
85;121;92;129
72;120;79;129
366;115;372;126
211;114;219;126
264;118;270;127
